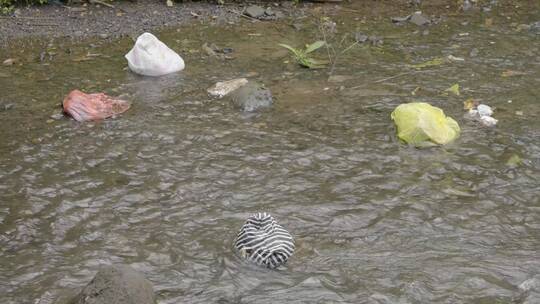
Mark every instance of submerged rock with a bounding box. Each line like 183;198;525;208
230;82;273;112
63;90;131;122
68;265;156;304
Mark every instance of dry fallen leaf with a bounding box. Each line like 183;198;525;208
445;83;460;96
463;98;479;110
2;58;16;66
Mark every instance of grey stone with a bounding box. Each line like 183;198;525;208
391;15;411;24
231;82;273;112
369;36;383;46
409;12;430;26
355;32;369;43
50;113;64;120
530;21;540;34
264;7;275;16
245;5;265;18
68;265;156;304
463;0;473;11
2;103;14;111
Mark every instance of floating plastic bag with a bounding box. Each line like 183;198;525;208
63;90;131;122
391;102;460;146
125;32;185;77
234;212;295;269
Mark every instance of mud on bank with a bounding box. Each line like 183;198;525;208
3;0;534;47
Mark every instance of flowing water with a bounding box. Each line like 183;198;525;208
1;3;539;304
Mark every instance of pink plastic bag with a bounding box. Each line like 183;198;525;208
63;90;131;122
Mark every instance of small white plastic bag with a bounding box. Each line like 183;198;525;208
125;32;185;77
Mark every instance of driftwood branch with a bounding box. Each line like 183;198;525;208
88;0;115;9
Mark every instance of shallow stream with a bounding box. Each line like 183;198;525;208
1;2;539;303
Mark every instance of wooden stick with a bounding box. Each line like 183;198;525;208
88;0;115;9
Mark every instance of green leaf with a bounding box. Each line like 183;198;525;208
506;154;523;167
391;102;460;146
305;40;326;54
445;83;460;96
278;43;304;58
410;57;445;69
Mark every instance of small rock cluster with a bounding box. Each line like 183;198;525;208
244;5;284;20
467;104;498;127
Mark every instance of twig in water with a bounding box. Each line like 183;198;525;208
373;71;415;83
88;0;115;9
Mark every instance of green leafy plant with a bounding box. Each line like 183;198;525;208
278;40;327;69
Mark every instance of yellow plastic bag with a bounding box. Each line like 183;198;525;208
391;102;460;146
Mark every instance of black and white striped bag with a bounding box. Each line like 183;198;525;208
234;212;295;269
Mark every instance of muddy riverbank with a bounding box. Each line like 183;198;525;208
3;0;535;46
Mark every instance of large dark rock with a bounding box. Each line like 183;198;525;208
230;82;273;112
68;265;156;304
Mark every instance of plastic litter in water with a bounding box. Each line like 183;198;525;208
125;32;185;77
234;212;295;269
477;104;493;117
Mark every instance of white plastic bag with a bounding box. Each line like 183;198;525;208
125;32;185;77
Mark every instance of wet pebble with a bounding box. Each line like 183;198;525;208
409;12;431;26
391;15;411;24
355;32;369;43
50;113;64;120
